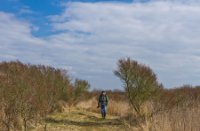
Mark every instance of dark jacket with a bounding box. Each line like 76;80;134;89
98;95;109;106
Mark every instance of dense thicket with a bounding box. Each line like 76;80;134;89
0;61;75;130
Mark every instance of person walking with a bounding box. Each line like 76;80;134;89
97;91;109;119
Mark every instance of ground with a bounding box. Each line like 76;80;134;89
34;109;130;131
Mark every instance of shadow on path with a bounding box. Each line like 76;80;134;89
46;112;122;127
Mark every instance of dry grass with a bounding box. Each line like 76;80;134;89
18;96;198;131
76;97;200;131
34;109;126;131
122;100;200;131
1;97;197;131
76;97;131;117
150;103;200;131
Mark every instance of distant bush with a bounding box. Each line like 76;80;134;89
67;79;90;110
158;85;200;109
74;79;90;97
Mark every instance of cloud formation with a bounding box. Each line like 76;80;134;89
0;12;46;62
1;0;200;89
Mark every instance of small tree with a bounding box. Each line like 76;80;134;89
68;79;90;110
74;79;90;97
114;58;160;116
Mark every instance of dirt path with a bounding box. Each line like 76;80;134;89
34;109;129;131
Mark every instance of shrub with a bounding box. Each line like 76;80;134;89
114;58;160;116
0;61;71;130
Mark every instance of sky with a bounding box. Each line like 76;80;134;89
0;0;200;90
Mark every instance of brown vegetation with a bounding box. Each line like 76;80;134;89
76;86;200;131
113;58;200;131
0;60;200;131
0;61;89;130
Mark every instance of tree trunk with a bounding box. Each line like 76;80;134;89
23;118;27;131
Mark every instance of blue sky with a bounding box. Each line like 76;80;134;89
0;0;200;89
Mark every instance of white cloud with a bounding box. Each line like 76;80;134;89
0;12;44;45
48;1;200;88
0;12;47;63
1;0;200;89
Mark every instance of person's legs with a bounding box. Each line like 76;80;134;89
101;108;104;118
104;106;107;118
101;105;107;119
101;105;104;118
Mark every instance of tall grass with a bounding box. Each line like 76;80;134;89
76;88;200;131
150;103;200;131
76;97;131;117
124;87;200;131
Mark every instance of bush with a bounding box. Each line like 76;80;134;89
0;61;71;130
74;79;90;97
114;58;160;116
